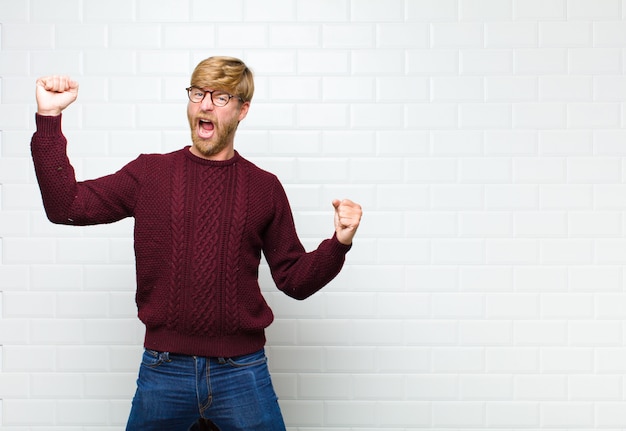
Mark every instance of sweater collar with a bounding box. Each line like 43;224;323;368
182;146;241;166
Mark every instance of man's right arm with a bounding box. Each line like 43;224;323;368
31;77;142;226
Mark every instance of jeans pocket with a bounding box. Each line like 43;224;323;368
141;349;164;368
226;350;267;368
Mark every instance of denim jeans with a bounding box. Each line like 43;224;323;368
125;348;286;431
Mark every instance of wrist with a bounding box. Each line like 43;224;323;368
37;109;62;116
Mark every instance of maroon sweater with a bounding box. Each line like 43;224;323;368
31;114;351;357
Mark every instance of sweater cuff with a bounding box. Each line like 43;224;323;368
35;113;63;137
331;232;353;254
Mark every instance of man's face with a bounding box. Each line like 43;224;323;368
186;87;249;160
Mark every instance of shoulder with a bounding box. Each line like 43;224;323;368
133;147;187;167
237;153;281;186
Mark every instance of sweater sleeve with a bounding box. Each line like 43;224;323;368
262;178;352;300
30;114;143;226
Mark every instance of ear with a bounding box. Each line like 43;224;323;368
237;101;250;122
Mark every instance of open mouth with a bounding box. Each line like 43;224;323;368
197;119;215;139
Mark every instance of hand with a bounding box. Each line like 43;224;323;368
332;199;362;246
36;76;79;116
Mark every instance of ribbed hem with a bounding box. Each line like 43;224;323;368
35;113;63;137
329;232;353;255
144;327;267;358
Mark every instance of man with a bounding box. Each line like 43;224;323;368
31;56;362;431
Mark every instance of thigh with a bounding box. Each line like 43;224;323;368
209;350;286;431
126;350;200;431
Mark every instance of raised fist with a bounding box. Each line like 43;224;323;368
36;76;79;116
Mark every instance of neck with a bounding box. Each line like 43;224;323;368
189;145;235;161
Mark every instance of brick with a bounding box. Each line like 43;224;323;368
595;130;626;154
486;76;538;102
461;49;514;74
541;347;593;373
56;25;107;49
515;266;567;292
567;157;621;183
406;0;458;22
431;23;484;48
459;0;512;20
516;321;568;345
540;22;592;47
377;23;429;48
432;401;485;427
459;321;512;345
540;130;592;155
485;184;539;210
594;21;626;47
109;25;161;49
485;130;537;155
408;49;459;75
514;103;566;129
486;22;537;47
351;0;404;22
569;375;621;400
514;0;565;20
2;400;56;425
406;103;458;129
298;373;351;399
460;158;512;182
568;266;621;292
596;402;626;427
486;402;539;427
406;375;457;399
323;77;375;101
322;24;374;48
541;402;594;427
326;401;376;427
377;402;431;427
270;25;319;48
515;49;568;74
568;0;621;19
432;293;485;318
432;239;485;264
353;374;404;399
352;50;405;75
515;212;567;237
432;77;484;102
296;0;349;22
461;375;512;399
539;75;593;101
243;0;295;21
486;348;539;373
405;321;457;345
407;211;457;237
460;266;513;292
568;321;622;346
487;294;540;319
569;48;622;74
351;319;404;346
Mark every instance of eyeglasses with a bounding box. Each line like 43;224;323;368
186;86;242;107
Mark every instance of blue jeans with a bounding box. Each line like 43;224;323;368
125;348;286;431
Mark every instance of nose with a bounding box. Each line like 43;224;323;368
200;93;214;110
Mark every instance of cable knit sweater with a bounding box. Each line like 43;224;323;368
31;114;351;357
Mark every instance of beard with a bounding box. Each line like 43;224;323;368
188;114;239;158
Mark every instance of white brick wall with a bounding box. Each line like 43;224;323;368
2;0;626;429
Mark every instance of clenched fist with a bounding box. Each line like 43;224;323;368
332;199;362;245
36;76;79;116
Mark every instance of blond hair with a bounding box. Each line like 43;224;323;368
190;56;254;102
